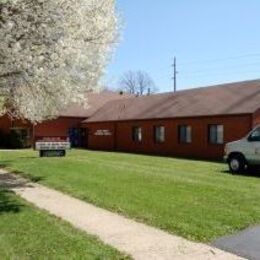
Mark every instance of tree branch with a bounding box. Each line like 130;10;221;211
0;71;22;78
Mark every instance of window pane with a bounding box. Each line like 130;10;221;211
180;126;185;143
160;127;165;142
179;126;185;143
210;125;216;144
138;128;142;142
250;127;260;141
133;127;142;142
187;126;192;143
155;126;165;143
217;125;224;144
209;125;224;144
179;126;192;143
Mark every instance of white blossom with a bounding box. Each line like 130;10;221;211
0;0;119;122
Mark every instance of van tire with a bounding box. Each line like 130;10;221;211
228;154;246;174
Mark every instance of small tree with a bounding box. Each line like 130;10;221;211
0;0;119;122
119;70;157;95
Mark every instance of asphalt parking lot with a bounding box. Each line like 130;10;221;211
213;226;260;260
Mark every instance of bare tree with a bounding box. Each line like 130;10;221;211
119;71;157;95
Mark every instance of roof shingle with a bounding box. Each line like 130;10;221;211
84;80;260;123
60;90;132;118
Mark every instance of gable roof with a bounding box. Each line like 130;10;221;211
60;90;131;118
84;79;260;123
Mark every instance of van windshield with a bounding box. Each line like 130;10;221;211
250;127;260;142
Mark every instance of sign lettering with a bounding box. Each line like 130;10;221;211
94;130;112;136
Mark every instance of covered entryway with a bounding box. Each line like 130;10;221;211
68;128;87;148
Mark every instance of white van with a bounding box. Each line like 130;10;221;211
224;125;260;173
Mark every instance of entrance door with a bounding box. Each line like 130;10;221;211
69;128;78;147
80;128;87;148
68;128;87;148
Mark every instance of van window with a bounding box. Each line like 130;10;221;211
249;127;260;142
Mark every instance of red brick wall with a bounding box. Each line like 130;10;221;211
253;108;260;127
83;114;252;160
0;115;85;145
34;117;84;138
0;114;31;134
0;115;11;134
86;122;116;151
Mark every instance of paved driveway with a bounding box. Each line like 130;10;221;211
213;226;260;260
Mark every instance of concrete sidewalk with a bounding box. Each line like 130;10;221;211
0;170;243;260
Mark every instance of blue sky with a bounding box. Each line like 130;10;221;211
105;0;260;92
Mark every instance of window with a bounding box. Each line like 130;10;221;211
248;127;260;142
154;126;165;143
132;127;142;143
208;125;224;144
178;125;192;144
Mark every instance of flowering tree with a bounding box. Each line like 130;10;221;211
0;0;118;122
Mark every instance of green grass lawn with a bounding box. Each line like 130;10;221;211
1;149;260;242
0;188;126;260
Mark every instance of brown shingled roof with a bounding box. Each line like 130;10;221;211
83;79;260;123
60;90;132;118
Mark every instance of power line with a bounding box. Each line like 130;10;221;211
181;61;260;75
180;68;260;79
179;56;260;71
179;52;260;65
154;52;260;88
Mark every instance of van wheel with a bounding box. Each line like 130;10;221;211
228;154;246;174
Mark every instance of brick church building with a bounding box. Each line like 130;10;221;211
1;80;260;160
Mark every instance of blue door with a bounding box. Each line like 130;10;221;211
68;128;87;148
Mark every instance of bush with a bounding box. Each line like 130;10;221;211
9;131;23;148
0;129;30;148
0;130;5;147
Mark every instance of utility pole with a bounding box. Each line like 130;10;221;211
172;57;177;92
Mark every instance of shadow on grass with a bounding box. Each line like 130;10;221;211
18;156;38;159
0;158;45;184
94;149;224;163
0;189;23;214
9;170;45;183
221;167;260;178
0;172;34;189
19;174;45;183
0;161;14;168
